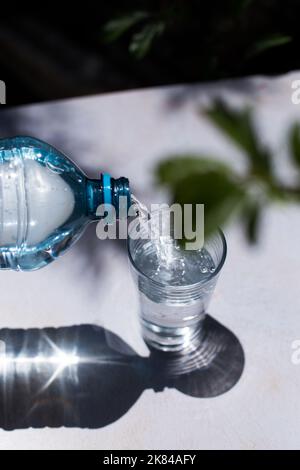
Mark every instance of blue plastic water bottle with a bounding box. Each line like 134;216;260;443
0;136;131;271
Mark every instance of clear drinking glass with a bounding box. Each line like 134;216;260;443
128;215;227;352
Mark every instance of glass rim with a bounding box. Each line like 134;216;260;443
127;228;227;290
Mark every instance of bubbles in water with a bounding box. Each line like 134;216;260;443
131;194;149;220
130;196;217;286
133;238;216;287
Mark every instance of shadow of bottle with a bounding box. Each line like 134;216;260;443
0;316;244;430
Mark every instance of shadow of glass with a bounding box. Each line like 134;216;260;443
0;316;244;430
150;315;244;398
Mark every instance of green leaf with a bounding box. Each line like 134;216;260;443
247;34;292;59
156;156;233;186
242;201;262;244
129;21;165;59
205;100;271;175
290;123;300;168
172;170;245;238
102;11;149;42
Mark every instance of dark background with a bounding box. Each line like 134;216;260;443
1;0;299;107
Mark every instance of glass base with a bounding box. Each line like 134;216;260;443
141;318;205;352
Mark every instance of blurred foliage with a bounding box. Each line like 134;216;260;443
290;123;300;168
103;4;171;59
156;101;300;243
103;11;150;43
246;34;292;59
102;2;299;243
205;101;272;175
103;10;166;59
102;0;295;78
2;2;299;105
129;21;165;58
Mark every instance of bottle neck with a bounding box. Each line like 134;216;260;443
86;174;131;220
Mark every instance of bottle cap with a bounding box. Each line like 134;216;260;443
101;173;112;206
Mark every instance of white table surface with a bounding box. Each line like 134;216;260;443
0;72;300;449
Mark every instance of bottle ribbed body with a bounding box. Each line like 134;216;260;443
0;136;130;271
